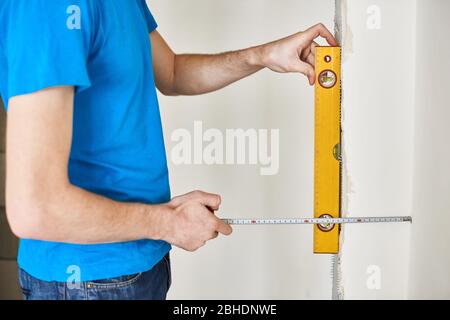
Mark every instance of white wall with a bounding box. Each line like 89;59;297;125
149;0;336;299
338;0;416;299
339;0;450;299
408;0;450;299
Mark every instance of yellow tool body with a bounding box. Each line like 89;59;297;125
314;47;341;254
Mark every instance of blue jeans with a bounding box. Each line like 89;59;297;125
18;254;171;300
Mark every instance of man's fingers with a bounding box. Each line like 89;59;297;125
197;192;221;210
301;41;318;63
171;190;221;210
304;23;338;47
216;219;233;236
304;42;318;66
300;43;311;61
306;52;315;67
311;41;318;55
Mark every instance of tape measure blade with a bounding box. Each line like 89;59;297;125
222;216;412;225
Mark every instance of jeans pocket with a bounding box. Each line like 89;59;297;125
86;272;143;289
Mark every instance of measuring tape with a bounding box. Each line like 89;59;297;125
223;215;412;232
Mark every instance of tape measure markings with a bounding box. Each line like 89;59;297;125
222;216;412;225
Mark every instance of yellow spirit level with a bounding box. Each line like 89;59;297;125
314;47;341;254
223;47;409;255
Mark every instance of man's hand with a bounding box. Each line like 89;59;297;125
259;23;338;85
160;191;233;252
151;22;337;96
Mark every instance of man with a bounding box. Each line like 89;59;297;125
0;0;337;300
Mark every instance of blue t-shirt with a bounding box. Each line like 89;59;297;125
0;0;171;281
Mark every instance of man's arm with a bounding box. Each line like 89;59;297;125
151;23;337;96
6;86;231;249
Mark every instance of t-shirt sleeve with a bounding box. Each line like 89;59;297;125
139;0;158;32
5;0;95;99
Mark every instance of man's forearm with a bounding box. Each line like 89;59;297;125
171;45;265;95
10;182;171;245
155;24;338;95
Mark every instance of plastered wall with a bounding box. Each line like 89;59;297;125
408;0;450;299
337;0;415;299
339;0;450;299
